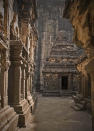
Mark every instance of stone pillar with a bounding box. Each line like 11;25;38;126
0;48;18;131
84;76;89;98
30;74;32;93
9;40;31;127
26;64;36;113
8;45;22;105
71;73;74;90
90;72;94;130
1;67;7;107
25;65;29;99
0;50;8;108
25;65;32;96
68;74;72;90
81;75;84;96
28;68;31;93
21;63;25;100
86;60;94;130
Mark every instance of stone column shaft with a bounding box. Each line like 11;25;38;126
0;50;8;108
86;60;94;130
90;73;94;130
25;66;29;99
9;41;23;105
21;65;25;100
9;63;22;105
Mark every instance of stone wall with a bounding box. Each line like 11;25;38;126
0;0;38;130
36;0;75;91
63;0;94;129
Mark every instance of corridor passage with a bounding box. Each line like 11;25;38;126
19;95;92;131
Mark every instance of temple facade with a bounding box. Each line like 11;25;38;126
42;31;82;96
36;0;83;96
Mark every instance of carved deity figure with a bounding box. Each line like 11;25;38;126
56;30;67;41
0;12;7;41
10;13;19;40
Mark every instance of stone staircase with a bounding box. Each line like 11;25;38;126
60;90;76;96
42;90;76;97
42;91;61;97
71;94;91;112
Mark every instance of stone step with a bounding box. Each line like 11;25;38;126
42;91;60;97
0;106;18;131
75;103;85;109
71;105;82;111
61;91;75;96
79;100;86;105
42;90;76;97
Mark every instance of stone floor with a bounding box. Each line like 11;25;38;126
19;95;92;131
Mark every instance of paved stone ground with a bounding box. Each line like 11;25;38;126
19;95;92;131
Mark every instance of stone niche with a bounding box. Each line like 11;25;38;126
44;73;59;91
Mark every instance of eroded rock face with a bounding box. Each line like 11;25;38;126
63;0;94;50
63;0;94;130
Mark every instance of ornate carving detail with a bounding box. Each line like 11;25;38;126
10;13;19;40
0;49;10;71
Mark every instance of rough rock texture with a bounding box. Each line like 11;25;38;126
63;0;94;130
63;0;94;49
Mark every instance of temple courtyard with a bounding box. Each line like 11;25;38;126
19;95;92;131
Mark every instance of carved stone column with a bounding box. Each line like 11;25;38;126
84;76;88;97
0;47;18;131
0;50;9;107
86;59;94;130
8;42;22;105
21;63;26;100
9;40;31;127
26;64;36;113
25;65;29;99
30;69;32;93
68;73;72;90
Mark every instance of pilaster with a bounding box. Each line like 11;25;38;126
21;63;26;100
0;40;18;131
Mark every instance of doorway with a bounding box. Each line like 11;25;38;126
61;76;68;90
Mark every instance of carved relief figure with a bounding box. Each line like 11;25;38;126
56;30;67;41
10;13;19;40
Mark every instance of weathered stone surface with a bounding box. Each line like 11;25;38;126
0;106;18;131
36;0;83;95
0;0;37;130
63;0;94;130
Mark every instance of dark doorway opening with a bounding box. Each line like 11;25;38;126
61;76;68;90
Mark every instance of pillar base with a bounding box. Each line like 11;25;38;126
0;106;18;131
13;99;31;128
27;93;37;113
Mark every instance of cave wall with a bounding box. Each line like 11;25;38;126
63;0;94;129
